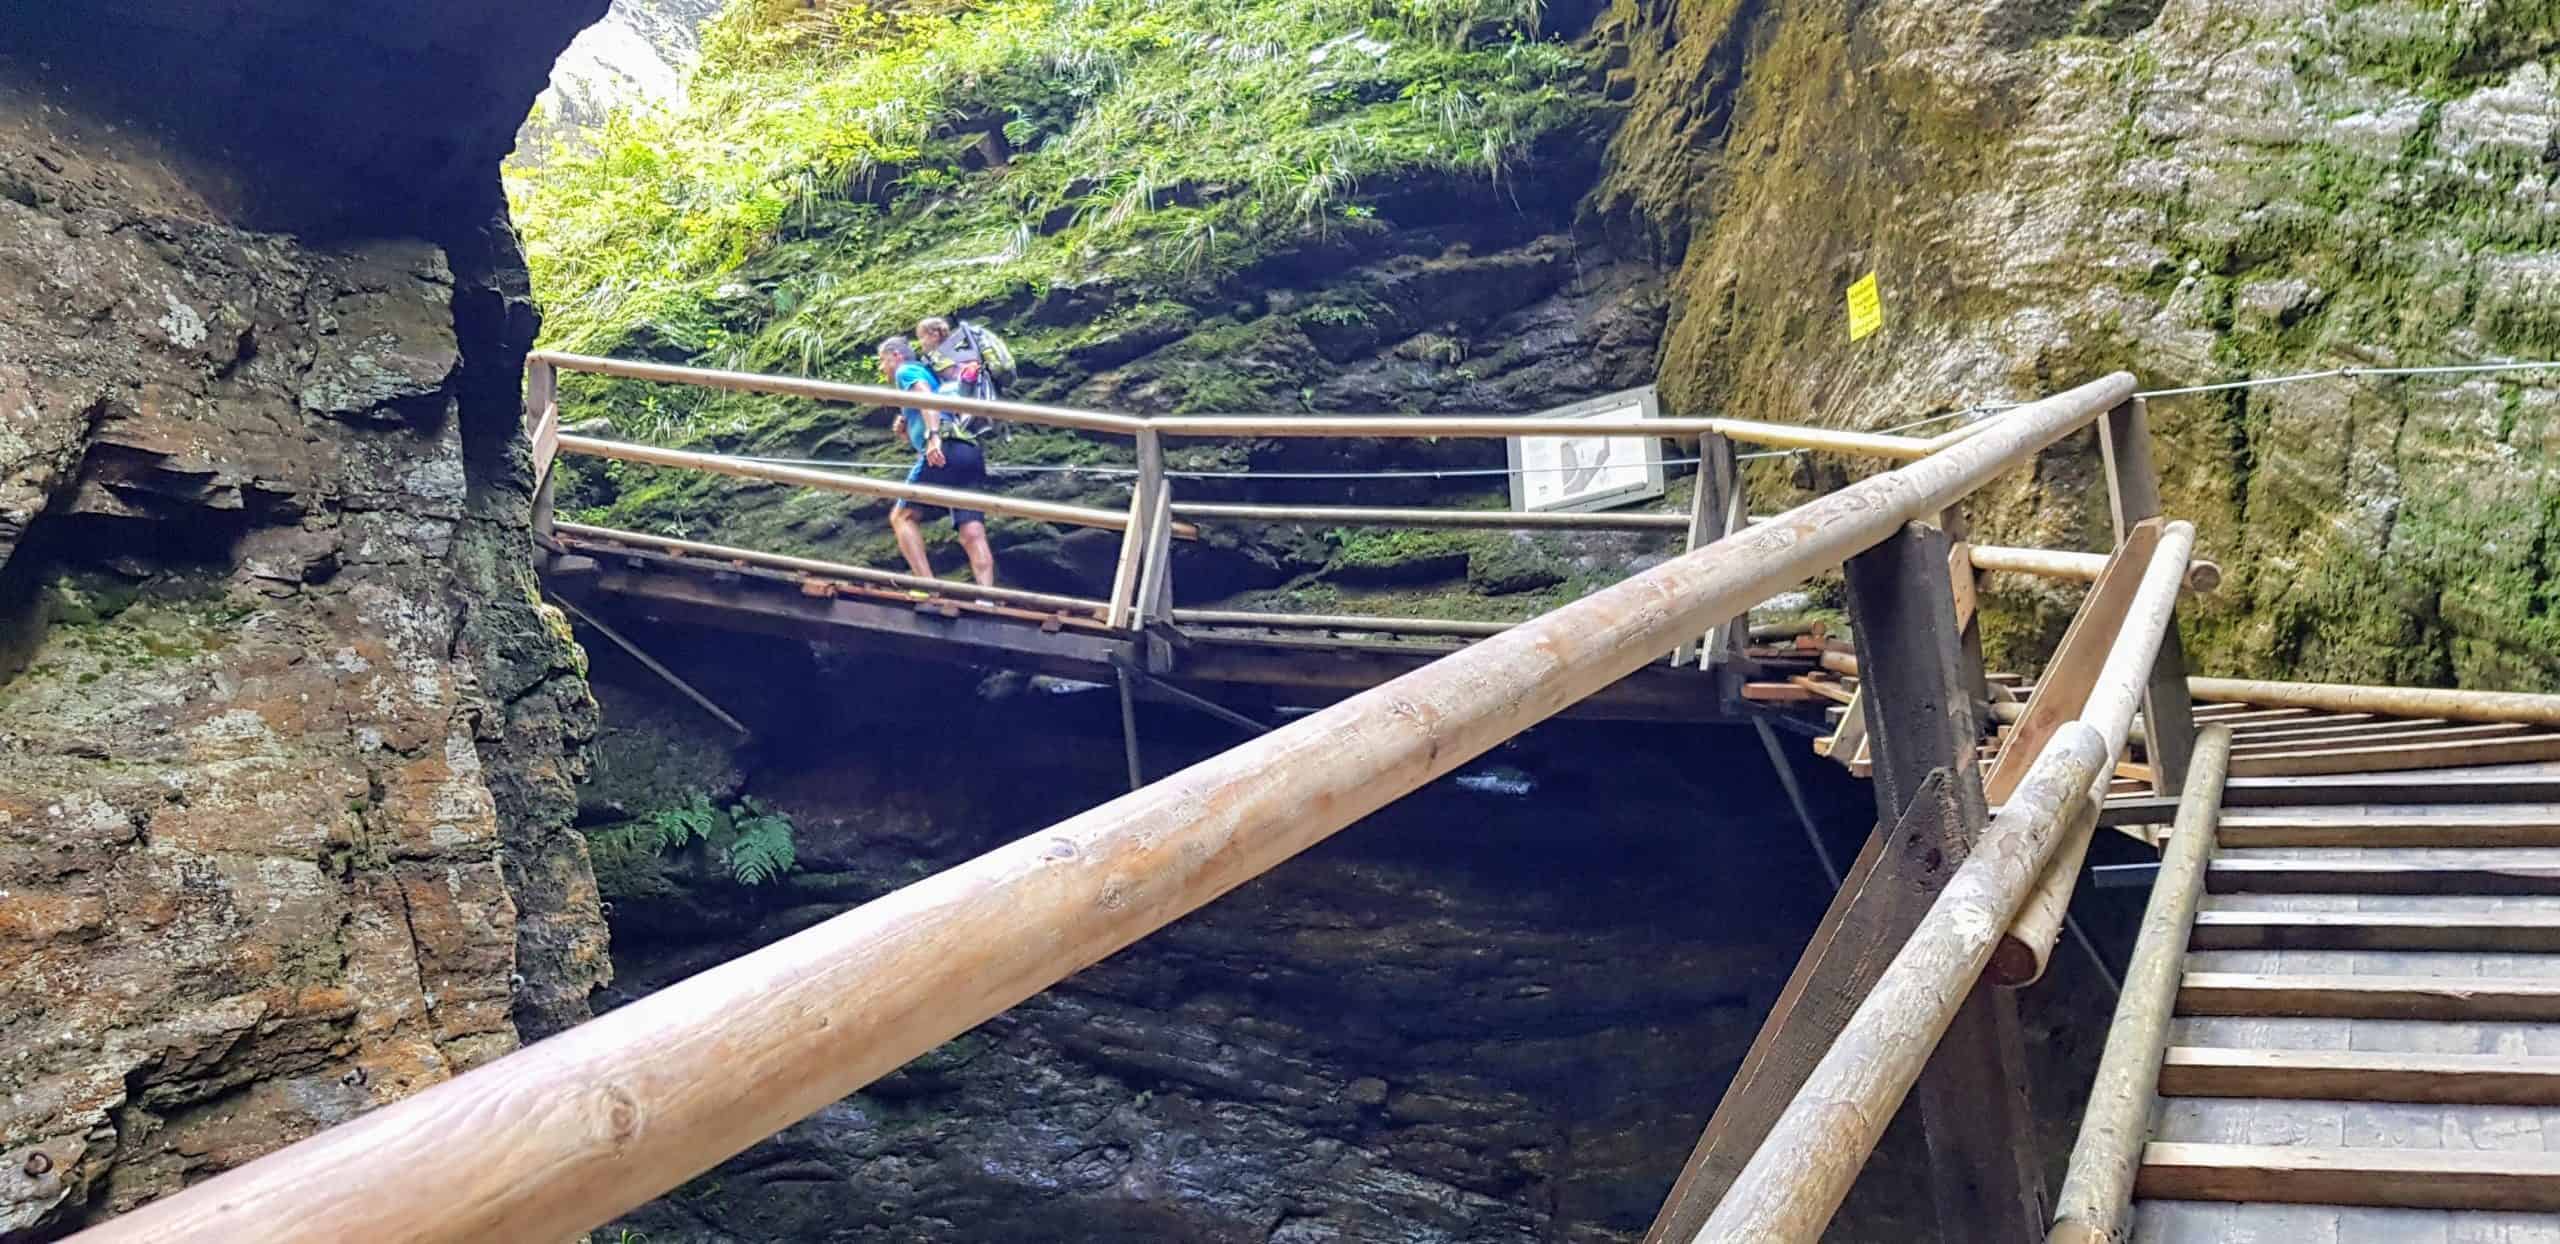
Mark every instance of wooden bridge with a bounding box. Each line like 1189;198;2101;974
70;363;2560;1243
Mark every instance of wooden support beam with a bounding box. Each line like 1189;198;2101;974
1152;411;1941;458
525;356;561;545
1980;522;2159;806
555;522;1110;616
1638;776;1965;1243
1838;521;2043;1244
1995;520;2196;987
2046;726;2229;1244
2226;731;2560;777
2212;713;2391;742
1697;726;2115;1242
547;593;749;737
535;349;1152;435
1176;500;1689;531
2098;397;2196;795
2208;855;2560;894
2135;1143;2560;1213
2190;910;2560;952
2176;972;2560;1022
2156;1046;2560;1106
2209;815;2560;848
73;373;2141;1244
1113;669;1144;791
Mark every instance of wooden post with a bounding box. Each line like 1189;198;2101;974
1105;430;1162;630
1139;487;1176;625
1839;521;2045;1244
62;373;2136;1244
2048;726;2232;1244
2099;398;2195;794
1674;432;1742;669
525;356;561;546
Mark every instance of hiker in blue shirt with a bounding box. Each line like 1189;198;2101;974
880;336;997;588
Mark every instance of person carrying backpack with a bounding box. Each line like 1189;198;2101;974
915;315;1017;438
879;335;997;589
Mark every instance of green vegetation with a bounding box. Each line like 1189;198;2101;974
510;0;1594;406
588;792;802;898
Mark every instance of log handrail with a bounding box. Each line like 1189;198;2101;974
535;350;1153;435
1992;519;2197;986
71;372;2137;1244
2046;725;2233;1244
555;432;1199;538
554;522;1112;615
1695;509;2190;1242
535;348;1948;455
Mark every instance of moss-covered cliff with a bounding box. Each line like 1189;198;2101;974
510;0;1696;616
1604;0;2560;686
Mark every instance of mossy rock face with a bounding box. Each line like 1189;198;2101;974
1327;528;1479;585
1467;536;1569;595
1607;0;2560;689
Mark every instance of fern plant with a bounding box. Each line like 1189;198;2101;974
618;792;804;887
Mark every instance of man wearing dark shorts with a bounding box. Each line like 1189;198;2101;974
880;336;997;587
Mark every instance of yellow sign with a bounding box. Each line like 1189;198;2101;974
1845;271;1883;342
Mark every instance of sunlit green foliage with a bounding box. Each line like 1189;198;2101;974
508;0;1592;394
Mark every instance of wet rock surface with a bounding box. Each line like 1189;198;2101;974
0;4;604;1231
1603;0;2560;686
578;625;2110;1244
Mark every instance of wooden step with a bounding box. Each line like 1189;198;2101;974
2207;856;2560;894
2157;1046;2560;1105
2136;1142;2560;1212
2228;734;2560;779
2178;971;2560;1021
2210;816;2560;848
2222;775;2560;806
2229;722;2532;756
2191;910;2560;952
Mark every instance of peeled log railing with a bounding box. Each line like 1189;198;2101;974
1696;509;2191;1240
66;374;2139;1244
527;351;2162;643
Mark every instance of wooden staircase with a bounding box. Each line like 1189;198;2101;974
2127;760;2560;1237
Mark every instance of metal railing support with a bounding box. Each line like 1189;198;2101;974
67;372;2133;1244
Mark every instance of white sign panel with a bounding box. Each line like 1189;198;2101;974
1506;386;1665;514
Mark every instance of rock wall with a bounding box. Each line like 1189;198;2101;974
0;1;607;1234
1603;0;2560;686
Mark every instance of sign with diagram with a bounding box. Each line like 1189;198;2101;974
1507;386;1665;514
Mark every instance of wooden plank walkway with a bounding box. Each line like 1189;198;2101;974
541;525;1821;724
2128;760;2560;1241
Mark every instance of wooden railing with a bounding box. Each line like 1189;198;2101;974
1687;510;2194;1239
521;351;1957;639
520;351;2205;687
67;371;2140;1244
